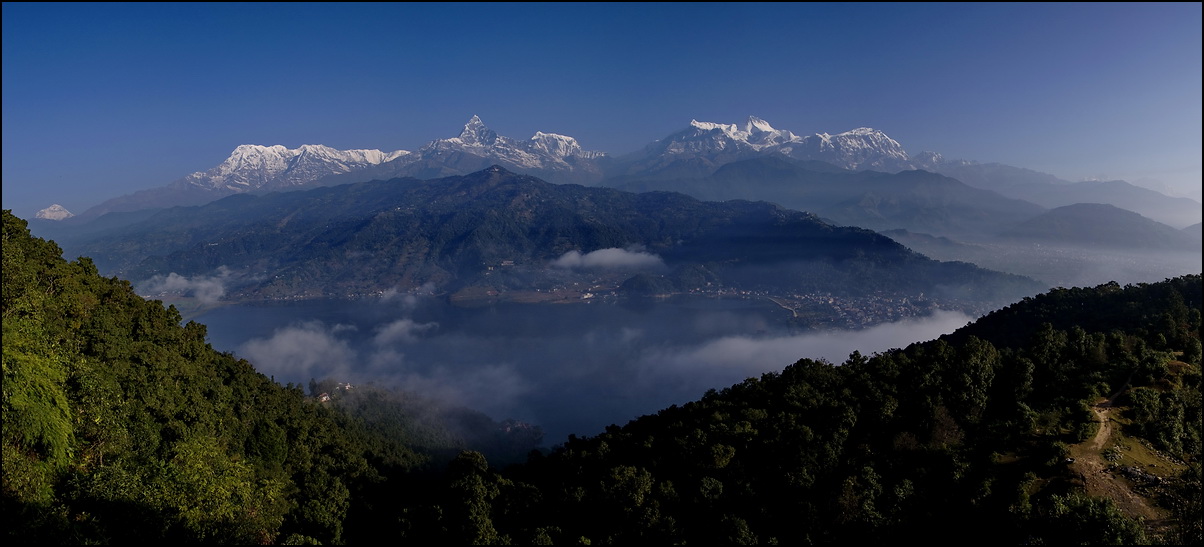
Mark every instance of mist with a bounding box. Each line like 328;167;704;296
890;238;1203;291
200;296;974;445
138;266;235;304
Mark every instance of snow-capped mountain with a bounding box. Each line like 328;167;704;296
422;115;606;168
181;143;410;192
781;127;914;171
66;116;935;220
653;117;801;155
61;114;1198;229
609;117;793;180
614;116;922;180
324;115;613;187
637;116;917;172
35;204;74;220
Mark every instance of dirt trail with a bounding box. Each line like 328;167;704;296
1068;397;1165;523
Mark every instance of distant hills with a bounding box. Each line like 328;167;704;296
612;155;1048;240
998;203;1201;250
42;166;1042;309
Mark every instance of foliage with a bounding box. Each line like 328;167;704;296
2;210;418;544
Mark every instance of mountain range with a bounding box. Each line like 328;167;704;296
54;115;1201;230
27;115;1200;296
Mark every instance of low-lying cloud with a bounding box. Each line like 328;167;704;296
551;246;666;270
208;300;974;445
379;282;438;309
238;320;358;382
139;266;235;303
633;309;974;398
373;318;438;345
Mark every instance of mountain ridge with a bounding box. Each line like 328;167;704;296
50;166;1043;313
54;115;1198;229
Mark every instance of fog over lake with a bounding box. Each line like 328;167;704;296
195;294;974;445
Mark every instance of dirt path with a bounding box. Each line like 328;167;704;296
1068;397;1165;523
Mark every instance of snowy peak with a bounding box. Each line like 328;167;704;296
529;131;600;159
422;116;607;169
656;116;799;155
689;119;742;135
184;143;410;192
458;114;501;147
780;127;912;171
744;116;777;134
35;203;74;220
645;117;917;171
809;127;907;157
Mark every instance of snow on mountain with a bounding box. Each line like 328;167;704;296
780;127;913;171
641;116;915;171
35;203;74;220
419;115;606;170
652;116;799;156
124;116;924;205
529;131;607;160
182;143;410;192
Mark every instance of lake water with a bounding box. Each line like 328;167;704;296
194;294;973;445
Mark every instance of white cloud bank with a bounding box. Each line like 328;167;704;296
139;266;235;303
551;247;665;270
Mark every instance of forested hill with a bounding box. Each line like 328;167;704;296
4;208;1201;545
2;210;535;544
42;166;1042;306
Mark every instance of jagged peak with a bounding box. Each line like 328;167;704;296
230;144;289;155
689;119;740;134
220;143;406;163
838;127;888;137
745;116;776;133
458;115;499;146
295;144;339;155
530;131;578;143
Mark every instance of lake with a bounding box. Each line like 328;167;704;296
194;294;973;445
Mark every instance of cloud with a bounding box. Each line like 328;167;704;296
551;247;666;270
373;318;438;346
238;320;358;382
634;309;974;396
380;282;438;309
212;300;976;445
138;266;234;303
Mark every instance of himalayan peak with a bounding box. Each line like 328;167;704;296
183;143;410;192
35;203;74;220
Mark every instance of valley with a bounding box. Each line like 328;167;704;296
5;4;1200;544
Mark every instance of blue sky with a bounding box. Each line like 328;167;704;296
3;2;1201;218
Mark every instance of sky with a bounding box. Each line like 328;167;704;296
3;2;1201;219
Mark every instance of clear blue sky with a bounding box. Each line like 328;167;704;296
3;2;1201;218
